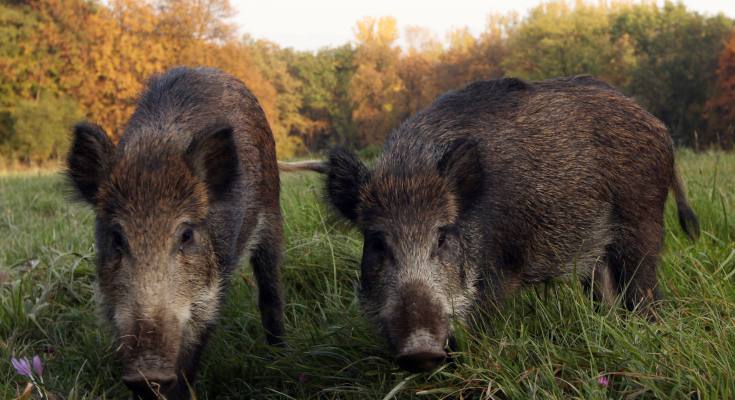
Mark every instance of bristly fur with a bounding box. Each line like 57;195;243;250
66;122;115;204
324;75;699;372
671;168;700;240
326;147;371;222
66;67;285;399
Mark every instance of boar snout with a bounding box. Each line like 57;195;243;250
121;353;179;399
122;369;177;399
395;334;447;372
385;282;450;372
117;310;184;398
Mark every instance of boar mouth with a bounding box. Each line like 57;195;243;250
396;349;447;373
393;329;449;373
120;353;181;398
122;369;178;399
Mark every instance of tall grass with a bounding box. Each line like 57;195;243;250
1;151;733;399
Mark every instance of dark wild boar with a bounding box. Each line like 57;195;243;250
67;67;285;398
322;76;699;373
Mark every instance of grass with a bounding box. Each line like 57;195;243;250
1;150;734;399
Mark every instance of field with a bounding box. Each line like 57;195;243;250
1;150;734;399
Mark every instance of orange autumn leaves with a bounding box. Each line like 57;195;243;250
0;0;733;165
8;0;301;158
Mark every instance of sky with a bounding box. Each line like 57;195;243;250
231;0;735;50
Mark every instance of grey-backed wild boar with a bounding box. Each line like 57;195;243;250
322;76;699;373
67;67;285;398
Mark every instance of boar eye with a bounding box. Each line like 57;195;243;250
179;227;194;250
110;226;127;252
436;226;455;252
365;231;386;253
437;230;447;249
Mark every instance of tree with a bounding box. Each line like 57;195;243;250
1;0;733;164
0;2;44;105
397;26;441;119
245;40;307;156
1;94;82;163
29;0;169;137
349;16;404;146
612;2;733;146
706;28;735;149
154;0;236;65
288;45;357;150
434;14;511;94
504;1;636;87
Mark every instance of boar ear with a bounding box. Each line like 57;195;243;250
326;147;370;222
438;139;484;212
185;125;240;203
67;122;115;205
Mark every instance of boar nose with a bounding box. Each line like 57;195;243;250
396;349;446;373
394;329;447;372
387;282;449;372
122;371;177;398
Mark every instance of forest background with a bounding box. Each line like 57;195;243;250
1;0;734;166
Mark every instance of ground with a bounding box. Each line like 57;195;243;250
1;150;734;399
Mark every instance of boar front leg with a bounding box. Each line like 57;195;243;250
250;214;286;345
582;260;620;307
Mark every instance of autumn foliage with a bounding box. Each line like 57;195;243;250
0;0;733;164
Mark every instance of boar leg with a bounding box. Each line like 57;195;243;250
583;261;619;307
607;217;664;319
250;217;286;345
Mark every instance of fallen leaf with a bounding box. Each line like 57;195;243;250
16;382;33;400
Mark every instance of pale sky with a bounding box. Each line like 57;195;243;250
231;0;735;50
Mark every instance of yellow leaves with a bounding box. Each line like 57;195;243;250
350;16;405;145
447;27;476;54
404;25;442;58
354;16;399;48
9;0;728;161
20;0;305;157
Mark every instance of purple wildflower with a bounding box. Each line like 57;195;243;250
32;355;43;377
11;357;32;377
598;375;610;387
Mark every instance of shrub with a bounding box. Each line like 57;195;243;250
0;94;83;164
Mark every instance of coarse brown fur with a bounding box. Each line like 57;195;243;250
324;75;699;373
67;67;285;399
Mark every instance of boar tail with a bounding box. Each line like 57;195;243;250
278;160;327;174
671;167;700;240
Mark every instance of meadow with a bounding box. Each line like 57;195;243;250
1;150;734;399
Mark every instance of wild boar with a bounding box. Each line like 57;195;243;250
322;76;700;373
67;67;285;398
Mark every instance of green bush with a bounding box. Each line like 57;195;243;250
0;94;83;164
